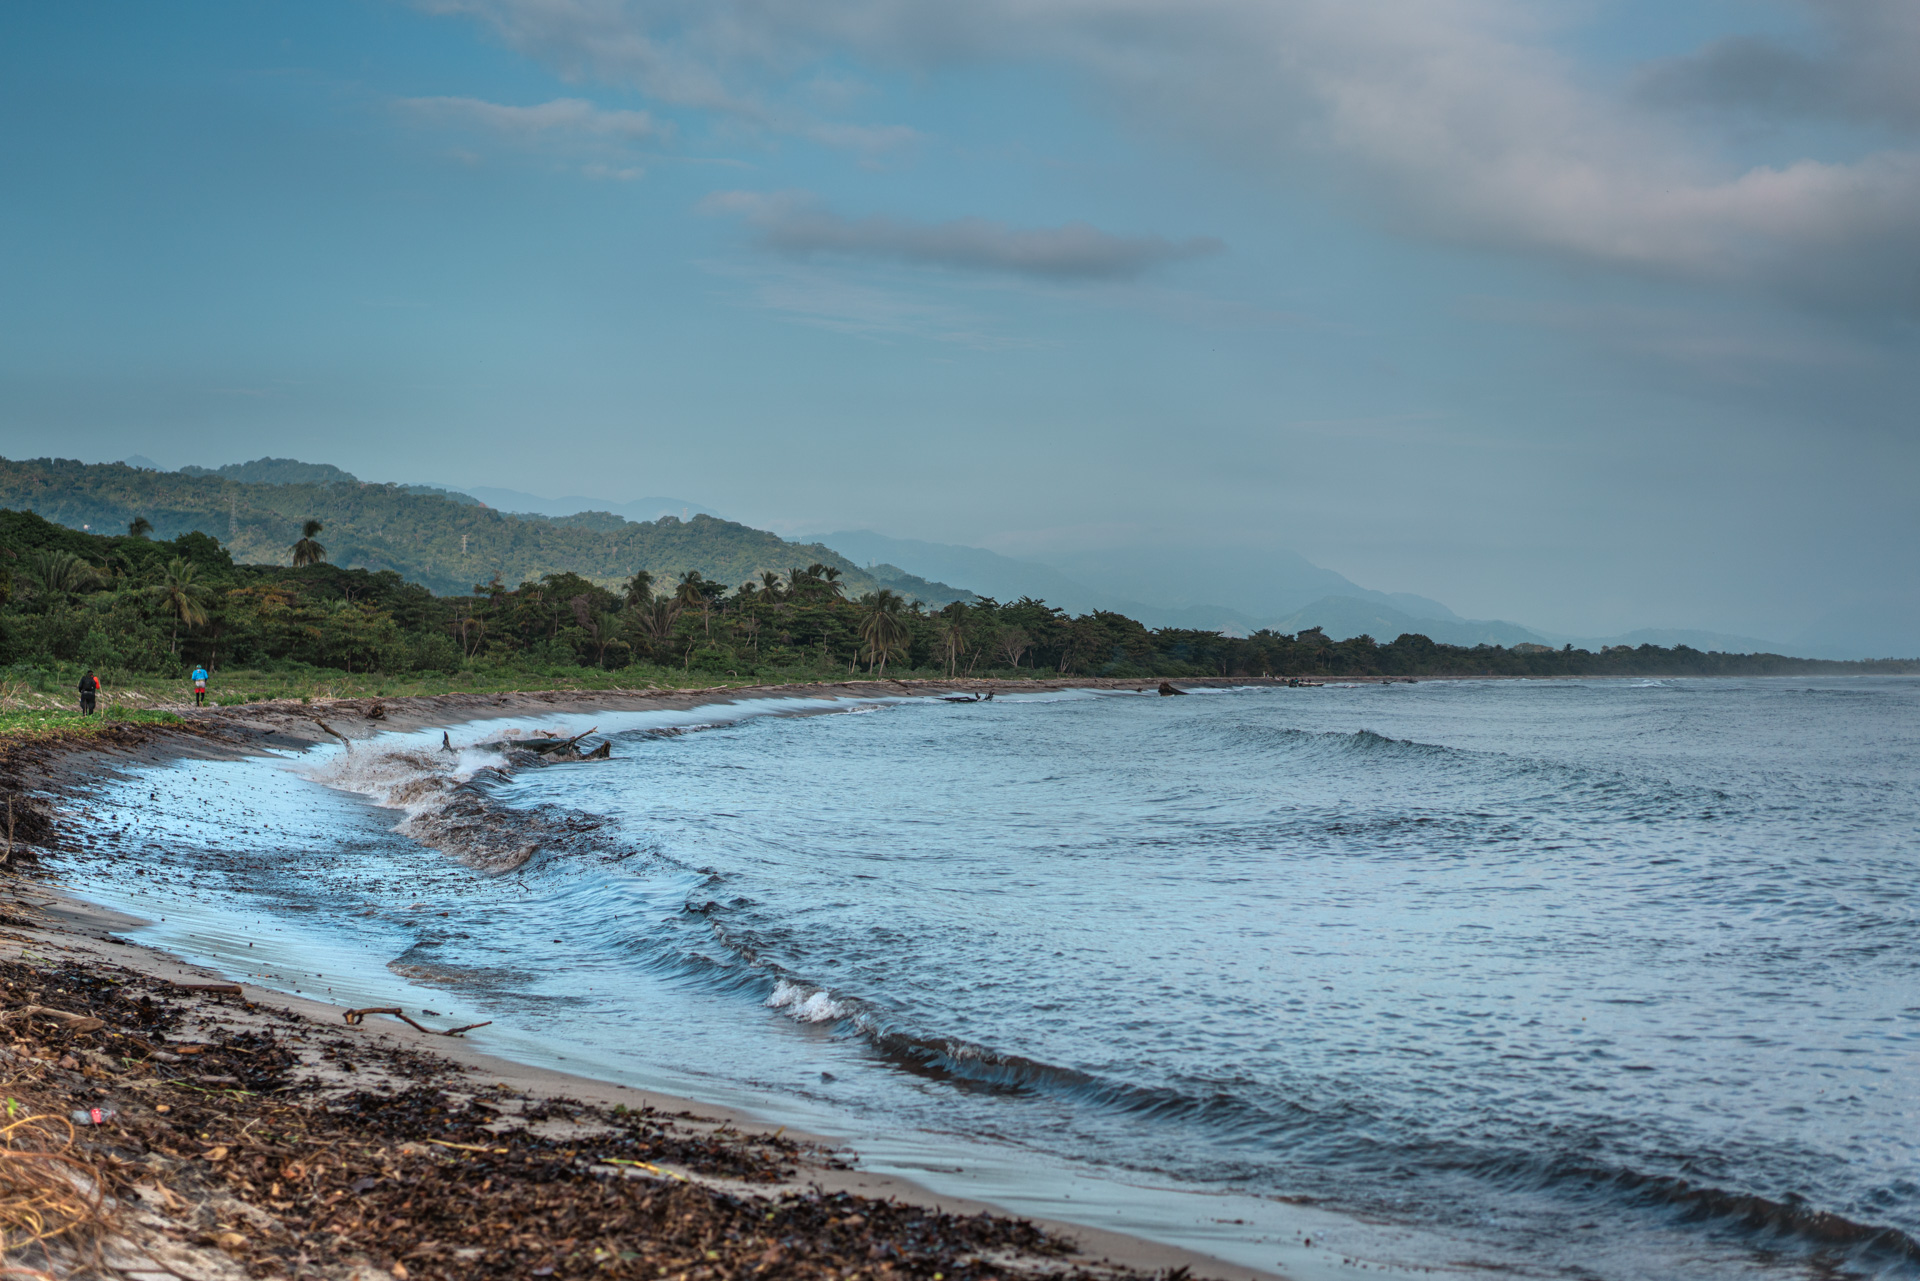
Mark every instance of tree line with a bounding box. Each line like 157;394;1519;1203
1;508;1912;682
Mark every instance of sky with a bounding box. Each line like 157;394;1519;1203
1;0;1916;649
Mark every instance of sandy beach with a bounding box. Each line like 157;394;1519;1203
0;681;1292;1281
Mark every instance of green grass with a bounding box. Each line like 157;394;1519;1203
0;660;1089;746
0;706;185;742
4;662;1055;711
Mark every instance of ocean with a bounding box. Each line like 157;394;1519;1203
60;678;1920;1279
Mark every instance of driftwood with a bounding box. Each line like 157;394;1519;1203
0;1005;105;1033
342;1006;492;1036
311;718;351;749
1158;682;1189;696
522;726;597;755
478;726;609;760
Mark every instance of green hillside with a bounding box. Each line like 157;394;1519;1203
0;456;973;604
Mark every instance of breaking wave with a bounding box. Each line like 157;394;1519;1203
765;979;853;1023
304;732;605;872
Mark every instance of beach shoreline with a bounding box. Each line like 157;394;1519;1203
2;679;1298;1281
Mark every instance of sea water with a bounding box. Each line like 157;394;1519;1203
57;679;1920;1279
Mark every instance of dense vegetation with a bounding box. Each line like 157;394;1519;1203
0;455;969;602
1;507;1911;695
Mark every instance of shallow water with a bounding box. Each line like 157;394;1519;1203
60;679;1920;1279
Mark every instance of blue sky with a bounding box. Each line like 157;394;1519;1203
2;0;1916;648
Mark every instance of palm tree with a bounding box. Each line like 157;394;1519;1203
936;603;969;678
858;590;910;676
626;597;683;660
623;569;654;609
145;558;211;655
126;517;153;538
676;571;716;637
759;570;785;601
581;609;628;668
33;550;97;606
291;520;328;567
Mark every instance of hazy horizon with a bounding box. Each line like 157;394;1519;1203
3;2;1916;652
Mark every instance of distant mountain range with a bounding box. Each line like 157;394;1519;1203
812;530;1545;646
811;529;1821;656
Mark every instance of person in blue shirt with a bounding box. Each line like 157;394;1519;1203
191;665;209;706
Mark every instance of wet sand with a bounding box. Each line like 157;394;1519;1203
1;681;1290;1281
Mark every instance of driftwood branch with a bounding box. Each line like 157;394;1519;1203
311;718;351;749
0;1005;105;1033
525;727;598;755
341;1007;491;1037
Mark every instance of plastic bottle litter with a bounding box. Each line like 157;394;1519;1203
71;1107;117;1126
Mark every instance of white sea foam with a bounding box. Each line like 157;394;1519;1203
766;979;851;1023
301;737;538;870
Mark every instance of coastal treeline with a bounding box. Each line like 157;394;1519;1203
2;508;1910;685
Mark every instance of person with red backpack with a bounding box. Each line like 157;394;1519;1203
78;670;100;715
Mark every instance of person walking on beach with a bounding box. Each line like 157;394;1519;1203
78;669;100;715
191;664;209;707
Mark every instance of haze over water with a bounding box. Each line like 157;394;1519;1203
67;679;1920;1279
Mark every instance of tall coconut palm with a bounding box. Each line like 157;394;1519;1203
127;517;153;538
291;520;328;567
145;558;211;655
858;590;910;676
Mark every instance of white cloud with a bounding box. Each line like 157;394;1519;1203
399;95;667;142
582;161;646;180
420;0;1920;314
703;190;1222;280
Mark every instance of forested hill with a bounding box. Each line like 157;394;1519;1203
0;456;973;604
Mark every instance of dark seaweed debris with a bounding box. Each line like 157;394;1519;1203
0;954;1175;1280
